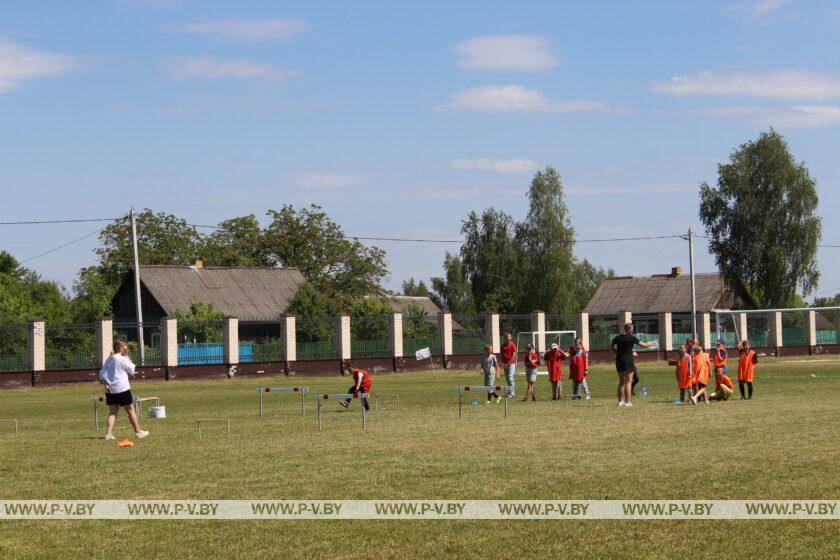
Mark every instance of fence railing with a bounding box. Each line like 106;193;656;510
0;325;28;372
45;323;96;370
452;315;485;355
403;315;440;356
296;317;336;361
239;321;283;363
351;316;390;358
177;320;224;365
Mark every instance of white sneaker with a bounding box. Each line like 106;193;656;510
618;401;626;407
104;434;116;441
585;395;591;401
691;396;698;405
135;430;149;439
625;402;633;408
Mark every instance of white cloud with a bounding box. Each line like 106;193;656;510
450;158;540;174
292;172;365;189
751;0;793;18
651;69;840;100
692;105;840;128
454;34;557;72
170;57;297;82
439;84;628;113
172;18;310;41
0;38;78;93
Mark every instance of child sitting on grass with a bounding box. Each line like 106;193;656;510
709;368;734;401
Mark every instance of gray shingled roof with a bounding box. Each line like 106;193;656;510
584;274;729;315
137;266;307;320
389;296;443;316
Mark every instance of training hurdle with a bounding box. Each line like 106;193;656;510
90;396;105;430
0;419;19;437
457;386;514;419
197;419;231;440
257;387;309;418
313;393;370;432
133;396;161;418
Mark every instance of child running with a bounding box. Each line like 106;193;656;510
522;344;540;402
690;345;712;404
675;344;694;403
568;338;590;400
543;342;569;401
709;368;734;401
340;365;371;410
480;344;502;404
737;339;758;400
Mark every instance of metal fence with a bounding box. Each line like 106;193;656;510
499;314;531;348
351;316;390;358
296;317;336;361
45;323;96;369
403;315;440;356
113;322;163;366
239;321;283;363
0;325;28;372
545;314;575;333
814;309;839;345
452;315;485;354
631;313;659;352
589;314;618;350
177;320;224;365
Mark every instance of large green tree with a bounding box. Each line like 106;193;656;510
699;130;821;308
460;208;519;313
263;204;387;298
515;167;576;314
0;252;71;323
201;215;266;267
401;278;431;297
430;252;474;314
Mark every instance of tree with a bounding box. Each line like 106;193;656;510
263;205;387;298
0;251;71;324
700;130;821;308
460;209;519;312
401;278;431;297
72;267;115;322
202;215;266;267
173;300;225;342
515;167;576;314
572;259;614;312
812;294;840;308
430;252;474;314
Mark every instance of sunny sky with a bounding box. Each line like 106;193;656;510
1;0;839;300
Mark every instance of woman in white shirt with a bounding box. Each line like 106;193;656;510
99;339;149;440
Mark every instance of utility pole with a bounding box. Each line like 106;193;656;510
688;226;698;341
130;208;145;365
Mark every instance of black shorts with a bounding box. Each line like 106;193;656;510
615;354;634;373
105;390;133;406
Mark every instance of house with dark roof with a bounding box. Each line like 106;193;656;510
111;263;308;324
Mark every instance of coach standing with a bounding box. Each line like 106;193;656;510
611;323;655;408
100;339;149;440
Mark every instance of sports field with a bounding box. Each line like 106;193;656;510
0;357;838;560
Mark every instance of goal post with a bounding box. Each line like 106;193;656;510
515;330;577;354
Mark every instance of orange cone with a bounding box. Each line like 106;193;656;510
117;438;134;448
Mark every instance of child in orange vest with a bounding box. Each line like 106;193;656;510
568;338;590;400
712;338;729;376
709;368;734;401
737;339;758;400
675;344;693;403
690;345;711;404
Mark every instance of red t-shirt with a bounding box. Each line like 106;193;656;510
355;369;372;393
501;342;517;366
543;349;565;382
526;351;540;368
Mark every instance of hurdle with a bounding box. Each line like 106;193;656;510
457;385;514;419
133;396;161;418
197;419;231;440
313;393;370;432
257;387;309;418
0;419;18;437
90;396;105;430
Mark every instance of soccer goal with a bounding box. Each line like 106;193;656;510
515;330;577;353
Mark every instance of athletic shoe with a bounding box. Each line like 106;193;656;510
625;402;633;408
531;396;536;402
104;434;116;441
691;396;698;405
338;401;349;409
135;430;149;439
496;396;503;404
618;401;626;407
585;395;591;401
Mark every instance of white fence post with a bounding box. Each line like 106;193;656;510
95;317;113;367
160;316;178;368
531;311;546;353
336;315;351;361
223;316;238;365
438;312;452;357
280;315;296;362
576;312;589;351
659;312;673;352
699;313;712;350
28;320;45;372
485;313;500;353
389;312;403;358
769;311;783;348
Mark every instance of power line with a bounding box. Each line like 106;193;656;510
20;227;107;264
0;218;120;225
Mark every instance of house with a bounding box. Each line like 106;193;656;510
583;269;733;334
111;263;308;325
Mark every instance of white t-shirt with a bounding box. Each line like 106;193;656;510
99;354;135;394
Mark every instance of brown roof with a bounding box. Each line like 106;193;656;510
135;265;306;320
388;296;443;316
584;273;730;315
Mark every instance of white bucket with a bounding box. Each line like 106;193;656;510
149;406;166;419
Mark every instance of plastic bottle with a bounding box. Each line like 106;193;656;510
639;384;648;399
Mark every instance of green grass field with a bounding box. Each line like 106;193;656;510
1;357;839;559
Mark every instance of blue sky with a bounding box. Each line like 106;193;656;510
1;0;839;300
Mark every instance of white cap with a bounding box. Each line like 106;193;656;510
551;343;558;349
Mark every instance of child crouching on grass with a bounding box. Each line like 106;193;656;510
709;368;734;401
569;338;590;400
480;344;502;404
522;344;540;402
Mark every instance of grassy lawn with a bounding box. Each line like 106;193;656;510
0;356;838;559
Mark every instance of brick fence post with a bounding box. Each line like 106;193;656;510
160;316;178;378
95;317;113;367
485;313;500;353
531;311;546;353
28;319;45;385
576;312;589;352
